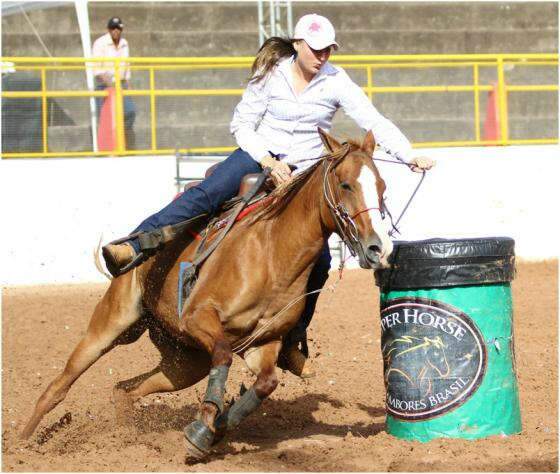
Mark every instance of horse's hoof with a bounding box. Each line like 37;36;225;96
183;420;213;459
184;437;208;463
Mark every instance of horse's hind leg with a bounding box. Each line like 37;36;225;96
214;340;281;442
20;271;143;439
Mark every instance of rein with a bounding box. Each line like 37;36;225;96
295;147;426;238
231;262;346;355
351;207;381;220
382;168;426;237
233;147;426;353
369;155;427;237
321;144;362;258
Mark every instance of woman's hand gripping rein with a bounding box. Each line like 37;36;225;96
260;154;293;186
408;156;435;173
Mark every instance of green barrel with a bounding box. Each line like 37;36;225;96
374;237;521;442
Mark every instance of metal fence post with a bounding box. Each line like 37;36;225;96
473;63;481;143
114;58;126;153
40;67;48;153
150;67;157;151
496;57;509;145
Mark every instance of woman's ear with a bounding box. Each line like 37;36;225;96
318;128;342;152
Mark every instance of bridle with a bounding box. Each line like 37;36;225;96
321;143;381;258
319;143;426;256
231;145;425;354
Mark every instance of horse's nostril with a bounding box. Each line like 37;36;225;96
368;245;381;255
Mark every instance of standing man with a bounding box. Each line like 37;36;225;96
92;16;136;149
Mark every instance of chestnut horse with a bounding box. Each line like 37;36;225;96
21;129;393;459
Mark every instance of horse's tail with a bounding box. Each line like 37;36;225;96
94;235;113;280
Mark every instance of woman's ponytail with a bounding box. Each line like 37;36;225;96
250;37;296;84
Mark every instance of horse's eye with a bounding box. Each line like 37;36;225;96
340;182;352;191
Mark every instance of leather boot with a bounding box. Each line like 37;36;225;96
278;344;316;379
102;242;136;277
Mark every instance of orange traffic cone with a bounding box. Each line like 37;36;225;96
483;82;500;143
97;87;117;151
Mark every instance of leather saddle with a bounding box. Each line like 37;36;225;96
183;163;268;200
176;164;271;317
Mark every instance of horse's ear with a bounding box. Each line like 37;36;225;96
318;128;342;152
362;130;376;156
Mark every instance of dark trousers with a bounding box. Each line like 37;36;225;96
132;148;261;238
132;148;331;346
95;80;136;149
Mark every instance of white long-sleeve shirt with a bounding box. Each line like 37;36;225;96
230;56;413;170
91;33;131;82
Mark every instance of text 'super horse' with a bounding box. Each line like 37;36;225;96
21;129;393;459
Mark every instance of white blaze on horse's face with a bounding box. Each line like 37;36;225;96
357;164;393;267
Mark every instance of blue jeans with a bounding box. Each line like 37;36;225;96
132;148;262;240
132;148;331;347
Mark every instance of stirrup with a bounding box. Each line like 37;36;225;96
115;251;145;276
103;232;146;277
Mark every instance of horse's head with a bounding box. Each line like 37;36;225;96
319;129;393;269
424;336;450;378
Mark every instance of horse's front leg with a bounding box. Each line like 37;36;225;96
183;306;232;459
214;340;281;442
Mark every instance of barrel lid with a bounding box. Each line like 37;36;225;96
375;237;515;290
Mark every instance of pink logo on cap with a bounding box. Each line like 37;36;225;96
309;21;322;33
294;14;339;51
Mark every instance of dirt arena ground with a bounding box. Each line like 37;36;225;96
2;260;558;472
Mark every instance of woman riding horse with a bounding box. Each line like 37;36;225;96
24;127;400;459
103;14;434;378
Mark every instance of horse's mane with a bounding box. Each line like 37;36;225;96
244;140;361;225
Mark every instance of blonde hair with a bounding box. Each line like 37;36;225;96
250;37;296;84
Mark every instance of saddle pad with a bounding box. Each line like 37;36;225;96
177;261;195;318
213;195;273;231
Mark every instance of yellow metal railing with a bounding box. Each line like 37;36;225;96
1;54;558;158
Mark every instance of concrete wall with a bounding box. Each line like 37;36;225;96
1;144;558;287
2;2;558;152
3;2;558;56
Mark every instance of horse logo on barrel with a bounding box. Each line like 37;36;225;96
380;298;487;420
383;335;451;397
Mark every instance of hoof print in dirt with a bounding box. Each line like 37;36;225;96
36;412;73;445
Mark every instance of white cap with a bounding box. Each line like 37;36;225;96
293;14;339;51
